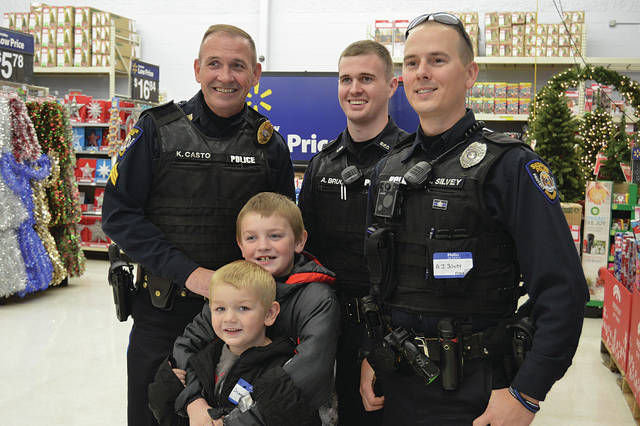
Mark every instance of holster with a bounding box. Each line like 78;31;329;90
138;269;176;311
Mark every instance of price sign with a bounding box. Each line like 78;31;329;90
0;27;34;83
130;59;159;103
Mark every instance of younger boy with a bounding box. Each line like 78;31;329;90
173;192;340;425
148;260;319;425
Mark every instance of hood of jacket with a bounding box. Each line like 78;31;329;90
276;252;335;302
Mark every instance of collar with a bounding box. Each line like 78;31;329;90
401;109;477;163
329;116;397;160
188;91;246;137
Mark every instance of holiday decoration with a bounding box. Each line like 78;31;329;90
577;106;617;178
599;115;631;182
528;65;640;199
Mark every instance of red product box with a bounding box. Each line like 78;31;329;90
625;291;640;407
79;215;111;245
75;158;96;184
94;187;105;213
602;267;633;373
66;92;93;123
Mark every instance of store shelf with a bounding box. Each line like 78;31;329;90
80;243;109;253
475;113;529;121
71;122;110;127
75;150;111;156
34;66;127;75
77;181;107;187
612;204;637;211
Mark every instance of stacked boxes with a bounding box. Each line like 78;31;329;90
486;10;584;57
467;81;532;115
455;12;479;58
4;5;139;70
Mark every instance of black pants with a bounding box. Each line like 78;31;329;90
336;298;383;426
128;289;205;426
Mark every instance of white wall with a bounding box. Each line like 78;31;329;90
2;0;640;101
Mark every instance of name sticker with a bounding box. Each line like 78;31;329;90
228;378;253;405
433;252;473;279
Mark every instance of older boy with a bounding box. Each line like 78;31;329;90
148;260;319;425
173;192;340;426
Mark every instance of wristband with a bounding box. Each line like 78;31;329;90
508;386;540;413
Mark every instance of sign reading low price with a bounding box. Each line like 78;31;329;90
0;27;34;83
130;59;159;103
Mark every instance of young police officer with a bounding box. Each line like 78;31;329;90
102;25;294;425
298;40;408;425
359;13;589;425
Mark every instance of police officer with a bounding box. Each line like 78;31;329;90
102;24;294;426
359;13;589;425
299;40;407;425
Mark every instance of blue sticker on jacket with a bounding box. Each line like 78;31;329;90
525;159;558;204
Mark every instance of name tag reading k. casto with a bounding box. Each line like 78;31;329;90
433;252;473;279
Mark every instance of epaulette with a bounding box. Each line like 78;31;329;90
140;101;185;129
482;129;531;150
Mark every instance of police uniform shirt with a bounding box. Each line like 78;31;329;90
299;117;406;260
367;109;588;401
102;91;295;287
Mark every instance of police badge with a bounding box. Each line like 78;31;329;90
257;120;274;145
460;142;487;169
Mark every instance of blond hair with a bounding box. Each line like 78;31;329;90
210;260;276;309
199;24;257;64
236;192;305;242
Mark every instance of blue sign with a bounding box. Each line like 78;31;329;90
131;59;159;102
251;72;419;163
0;27;34;83
131;59;159;81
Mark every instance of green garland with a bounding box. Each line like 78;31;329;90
527;65;640;200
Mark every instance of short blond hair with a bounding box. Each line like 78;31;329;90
210;260;276;309
236;192;305;243
199;24;257;64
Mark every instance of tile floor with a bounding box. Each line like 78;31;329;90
0;258;637;425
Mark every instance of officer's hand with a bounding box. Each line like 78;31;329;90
360;358;384;411
171;365;186;386
187;397;214;426
472;388;536;426
185;267;215;298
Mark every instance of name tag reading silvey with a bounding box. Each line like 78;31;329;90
433;252;473;279
229;378;254;411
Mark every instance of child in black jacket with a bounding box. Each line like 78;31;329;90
148;260;321;425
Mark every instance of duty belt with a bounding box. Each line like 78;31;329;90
412;332;488;362
340;297;362;324
139;269;206;301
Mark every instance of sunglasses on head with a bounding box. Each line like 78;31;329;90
405;12;474;53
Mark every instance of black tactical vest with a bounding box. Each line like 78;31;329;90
310;127;407;294
143;102;272;270
372;130;525;318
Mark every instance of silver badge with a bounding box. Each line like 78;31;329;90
460;142;487;169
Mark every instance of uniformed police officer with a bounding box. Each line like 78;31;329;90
359;13;589;425
102;24;294;426
298;40;408;425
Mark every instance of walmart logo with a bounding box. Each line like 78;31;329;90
246;82;272;113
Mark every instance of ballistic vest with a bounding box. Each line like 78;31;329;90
310;125;407;294
143;102;272;270
372;129;526;318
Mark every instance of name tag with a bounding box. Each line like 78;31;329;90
228;378;253;405
433;252;473;279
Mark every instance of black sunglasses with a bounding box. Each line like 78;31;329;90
405;12;474;53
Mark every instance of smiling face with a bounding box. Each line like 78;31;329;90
194;31;262;118
210;282;279;355
402;23;478;133
237;212;306;278
338;53;397;128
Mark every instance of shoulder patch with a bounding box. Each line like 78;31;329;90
119;126;143;159
525;159;558;204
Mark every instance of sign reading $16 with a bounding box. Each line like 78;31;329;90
0;27;34;83
130;59;159;103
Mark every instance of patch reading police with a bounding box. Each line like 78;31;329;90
459;142;487;169
526;159;558;204
118;126;142;158
257;120;274;145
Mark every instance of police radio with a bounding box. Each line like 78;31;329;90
341;165;363;186
404;161;432;188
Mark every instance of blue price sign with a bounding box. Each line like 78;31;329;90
131;59;159;102
0;27;34;83
250;72;418;163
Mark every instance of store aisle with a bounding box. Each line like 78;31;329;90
0;259;636;425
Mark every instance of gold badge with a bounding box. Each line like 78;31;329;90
526;160;558;203
257;120;274;145
460;142;487;169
